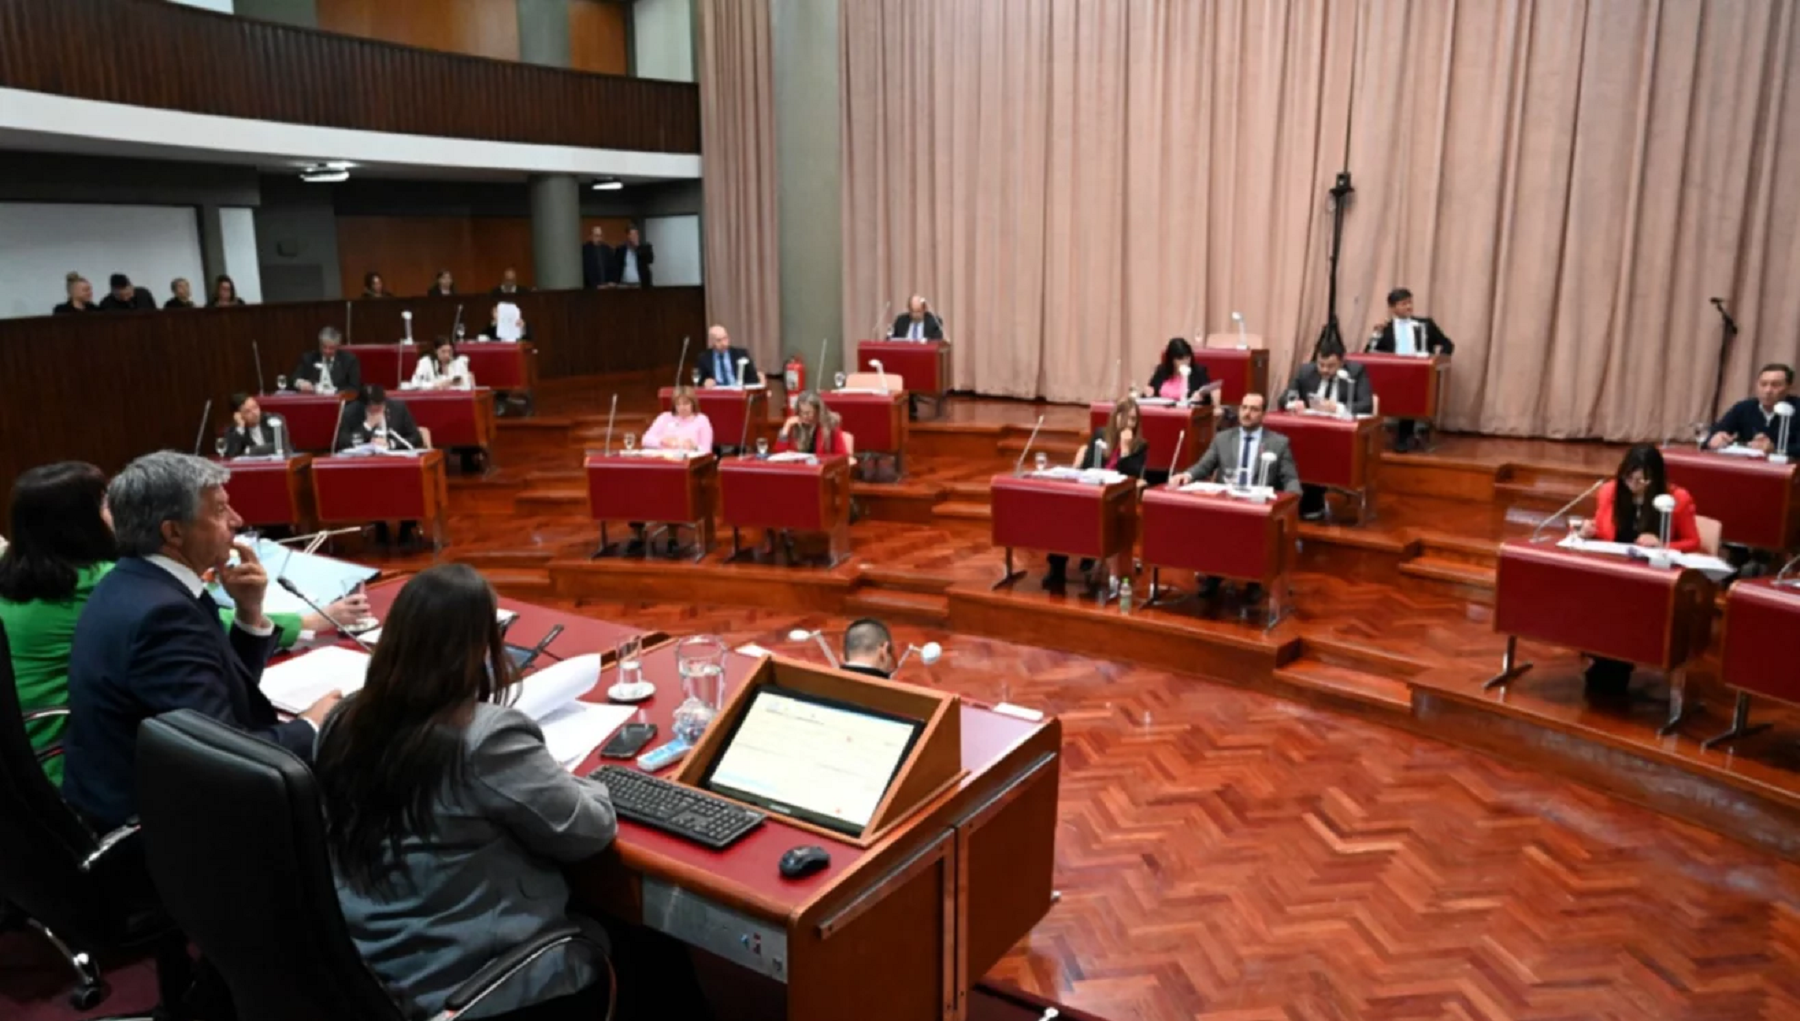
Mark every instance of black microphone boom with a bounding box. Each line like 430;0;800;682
193;399;213;457
276;576;374;654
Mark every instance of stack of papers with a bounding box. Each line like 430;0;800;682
1031;467;1128;485
262;645;372;714
1136;397;1177;407
1718;445;1768;459
617;448;705;460
766;451;815;464
1555;536;1736;581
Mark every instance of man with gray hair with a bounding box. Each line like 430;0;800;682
62;451;339;829
290;324;362;395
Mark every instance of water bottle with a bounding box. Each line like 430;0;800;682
1119;579;1133;615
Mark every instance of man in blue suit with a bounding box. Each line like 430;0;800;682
63;452;340;829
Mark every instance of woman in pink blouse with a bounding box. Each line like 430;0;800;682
642;387;714;453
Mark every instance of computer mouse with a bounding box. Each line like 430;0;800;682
778;844;831;879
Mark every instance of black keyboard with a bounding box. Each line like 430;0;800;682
591;765;765;850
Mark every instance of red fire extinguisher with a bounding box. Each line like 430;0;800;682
784;354;806;412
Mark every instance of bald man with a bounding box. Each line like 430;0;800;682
890;296;943;341
696;325;760;388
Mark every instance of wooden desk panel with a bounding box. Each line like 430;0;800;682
823;390;908;455
990;475;1137;560
1661;448;1800;551
1190;349;1269;405
1349;353;1449;421
1141;488;1299;587
221;455;314;530
310;451;449;543
1494;540;1713;669
258;393;352;452
398;388;497;450
1262;412;1382;494
858;341;951;397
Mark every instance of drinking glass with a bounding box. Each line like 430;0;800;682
616;635;644;688
755;437;770;458
1567;516;1585;541
691;367;702;386
672;635;727;743
834;371;847;390
214;437;228;458
1033;451;1048;473
623;432;637;452
275;374;288;391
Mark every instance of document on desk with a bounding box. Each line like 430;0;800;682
261;646;371;714
505;654;630;765
1556;537;1737;581
212;539;380;618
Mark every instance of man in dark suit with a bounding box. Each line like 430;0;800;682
62;452;337;829
1172;393;1302;494
696;325;760;387
890;295;944;341
223;393;281;458
97;273;157;311
491;267;532;298
1707;363;1799;458
840;618;896;679
1283;336;1374;418
1367;287;1452;451
291;326;362;396
581;226;614;289
613;227;654;287
336;385;424;452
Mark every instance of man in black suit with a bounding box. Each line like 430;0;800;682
62;452;337;829
890;295;944;341
336;385;424;452
223;393;281;458
581;225;614;289
491;266;532;298
1282;337;1370;518
1367;287;1453;451
696;325;760;387
98;273;156;311
613;227;654;287
291;326;362;396
1708;363;1799;458
840;618;896;679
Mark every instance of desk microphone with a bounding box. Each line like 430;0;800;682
514;624;565;671
896;642;943;672
1232;311;1247;349
736;357;751;388
1256;450;1277;490
1529;478;1605;543
1335;368;1355;417
1775;553;1800;586
252;339;267;396
878;300;891;340
1653;493;1677;549
1014;415;1046;475
674;335;691;389
346;299;354;344
738;388;758;456
331;397;355;454
451;303;464;341
193;399;213;457
871;358;888;393
402;309;414;344
603;394;618;455
396;334;407;388
1774;404;1794;464
786;628;841;669
276;576;374;654
1167;429;1186;485
1091;437;1107;468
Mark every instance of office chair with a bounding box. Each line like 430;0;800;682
0;622;188;1016
135;709;615;1021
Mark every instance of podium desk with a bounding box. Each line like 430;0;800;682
1088;401;1213;478
257;392;351;452
1707;579;1800;748
719;455;853;566
571;642;1062;1021
345;342;537;394
222;455;313;531
1661;448;1800;551
397;387;498;454
1190;348;1269;405
310;451;450;549
823;389;909;470
1141;487;1300;625
585;452;717;560
990;474;1137;590
858;340;952;413
1488;540;1715;733
663;386;771;453
1348;353;1449;422
1263;412;1384;520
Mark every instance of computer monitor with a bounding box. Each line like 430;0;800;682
701;685;925;837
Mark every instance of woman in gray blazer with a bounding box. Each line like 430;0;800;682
314;564;617;1020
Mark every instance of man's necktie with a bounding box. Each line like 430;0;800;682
1240;432;1253;482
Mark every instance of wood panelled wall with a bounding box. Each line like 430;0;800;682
335;216;636;298
314;0;628;74
0;288;703;503
0;0;692;152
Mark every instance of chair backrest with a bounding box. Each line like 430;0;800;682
135;710;403;1021
844;371;906;392
1695;515;1723;557
1203;332;1265;351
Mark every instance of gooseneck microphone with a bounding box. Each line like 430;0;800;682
674;335;690;389
1014;415;1047;475
1529;478;1606;543
193;400;213;457
276;576;374;654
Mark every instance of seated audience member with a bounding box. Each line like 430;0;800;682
1367;288;1453;451
582;225;615;289
223;393;279;457
1576;444;1701;699
164;277;196;309
890;295;943;341
426;269;456;297
362;271;391;299
1171;393;1301;493
0;462;365;785
1138;337;1212;403
62;453;340;829
777;391;852;456
98;273;156;311
841;618;897;678
411;338;474;390
53;272;98;314
208;274;246;307
1283;336;1371;518
314;564;633;1021
1707;363;1799;457
643;386;714;453
337;385;425;452
1047;398;1149;593
487;301;530;342
613;227;654;287
292;326;362;395
697;325;760;388
492;267;531;297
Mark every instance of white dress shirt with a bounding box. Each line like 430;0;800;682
1393;318;1418;356
146;553;274;637
620;248;640;286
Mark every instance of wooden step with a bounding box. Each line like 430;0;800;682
1271;657;1413;714
946;480;994;502
858;564;956;594
480;567;556;599
933;500;993;522
1397;555;1497;591
1414;531;1502;569
844;588;951;625
451;549;555;571
997;433;1083;458
513;486;589;513
1300;636;1430;681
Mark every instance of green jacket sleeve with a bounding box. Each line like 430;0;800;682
216;608;305;650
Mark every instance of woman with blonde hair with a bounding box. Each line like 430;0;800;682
776;391;852;456
1045;397;1149;594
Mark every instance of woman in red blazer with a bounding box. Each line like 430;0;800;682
1576;444;1702;697
776;392;852;456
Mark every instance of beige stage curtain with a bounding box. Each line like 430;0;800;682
696;0;781;372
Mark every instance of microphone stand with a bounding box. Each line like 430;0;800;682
673;335;690;390
1708;298;1740;424
193;399;213;456
252;340;266;396
1529;478;1605;543
738;389;758;456
1167;429;1186;485
603;394;618;455
1014;415;1046;475
276;577;374;653
1316;171;1354;353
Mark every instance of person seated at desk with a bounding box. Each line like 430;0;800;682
1575;444;1701;700
627;387;714;555
842;618;897;678
362;271;392;299
1367;288;1452;451
492;266;532;298
1046;397;1148;594
1170;394;1301;601
164;277;197;309
62;453;342;829
0;462;364;786
1136;336;1212;403
223;392;280;458
426;268;457;297
98;273;156;311
1707;363;1798;458
292;326;362;395
207;274;246;308
1283;337;1371;520
890;295;943;341
337;386;425;452
697;325;760;388
53;272;99;314
777;391;852;456
411;337;474;390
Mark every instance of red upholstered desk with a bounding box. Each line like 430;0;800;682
1263;412;1383;519
345;342;536;393
662;386;771;452
1141;487;1300;623
1191;348;1269;405
1489;539;1715;733
989;474;1137;588
360;581;663;662
1706;578;1800;748
258;392;351;451
823;390;908;458
719;455;853;565
585;452;717;559
1660;448;1800;551
1088;401;1213;477
396;388;498;453
310;451;450;548
222;455;314;530
1348;352;1449;421
857;340;951;404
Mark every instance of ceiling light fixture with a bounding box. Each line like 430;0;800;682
592;178;624;191
299;162;351;183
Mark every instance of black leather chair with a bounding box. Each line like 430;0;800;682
135;708;615;1021
0;621;188;1016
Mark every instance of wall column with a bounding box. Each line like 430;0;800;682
771;0;843;378
529;174;583;290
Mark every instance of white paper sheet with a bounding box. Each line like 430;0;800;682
261;646;371;714
510;653;602;722
536;701;636;767
1718;445;1768;459
1556;536;1737;580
